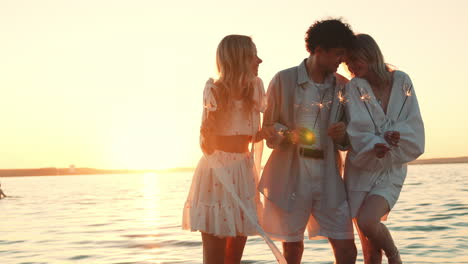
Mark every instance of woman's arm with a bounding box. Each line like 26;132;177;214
386;77;425;164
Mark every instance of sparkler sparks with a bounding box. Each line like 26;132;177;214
397;83;413;121
357;86;380;135
334;89;348;122
359;87;372;103
338;90;346;104
403;83;412;97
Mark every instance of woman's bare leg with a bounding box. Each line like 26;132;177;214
225;236;247;264
201;232;226;264
353;219;383;264
356;195;402;264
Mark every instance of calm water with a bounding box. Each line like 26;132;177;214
1;163;467;264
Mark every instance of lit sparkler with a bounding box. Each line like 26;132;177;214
334;88;348;121
312;91;332;128
396;83;413;121
357;86;380;135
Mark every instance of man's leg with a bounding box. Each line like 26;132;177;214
329;238;357;264
310;200;356;264
282;241;304;264
262;197;310;264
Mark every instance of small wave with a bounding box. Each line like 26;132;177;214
87;223;109;227
158;224;181;230
447;206;468;211
0;240;25;245
122;234;161;238
406;243;425;249
393;225;451;231
444;203;466;207
405;182;422;185
75;240;95;245
452;222;468;227
417;203;432;206
69;255;92;260
129;240;201;249
426;215;453;221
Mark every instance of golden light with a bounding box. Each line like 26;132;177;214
105;117;182;170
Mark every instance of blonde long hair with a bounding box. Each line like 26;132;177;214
215;35;257;112
350;34;392;84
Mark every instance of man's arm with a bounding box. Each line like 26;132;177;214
262;73;286;149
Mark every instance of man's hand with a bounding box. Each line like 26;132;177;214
374;143;391;158
384;131;400;147
259;125;278;141
328;122;346;145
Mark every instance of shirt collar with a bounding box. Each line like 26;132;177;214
297;59;336;89
297;59;309;87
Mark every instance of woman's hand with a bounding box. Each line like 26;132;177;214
374;143;391;158
328;122;347;145
384;131;400;147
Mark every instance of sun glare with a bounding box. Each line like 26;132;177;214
107;121;181;170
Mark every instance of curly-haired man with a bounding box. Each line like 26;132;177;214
259;18;357;264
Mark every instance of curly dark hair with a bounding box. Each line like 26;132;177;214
305;18;355;54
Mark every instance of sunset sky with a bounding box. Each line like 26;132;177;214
1;0;467;170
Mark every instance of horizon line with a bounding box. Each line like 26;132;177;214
0;156;467;172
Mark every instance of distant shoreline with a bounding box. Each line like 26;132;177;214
408;156;468;165
0;157;466;177
0;168;155;177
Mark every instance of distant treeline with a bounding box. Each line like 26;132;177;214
409;156;468;165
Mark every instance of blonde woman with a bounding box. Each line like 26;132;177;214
182;35;270;263
344;34;425;264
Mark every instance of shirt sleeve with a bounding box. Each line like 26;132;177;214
262;73;286;149
199;78;218;154
201;78;218;122
386;75;425;164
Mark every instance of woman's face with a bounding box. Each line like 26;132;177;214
345;54;369;78
250;45;262;76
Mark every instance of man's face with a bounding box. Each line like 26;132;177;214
316;47;346;74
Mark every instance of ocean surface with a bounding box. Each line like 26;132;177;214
1;163;467;264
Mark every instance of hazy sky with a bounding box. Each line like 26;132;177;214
1;0;467;170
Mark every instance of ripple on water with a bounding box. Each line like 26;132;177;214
393;225;451;231
0;240;26;245
452;221;468;227
122;233;162;238
447;206;468;211
69;255;93;260
405;182;422;185
444;202;466;206
426;214;454;221
417;203;432;206
129;240;201;249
